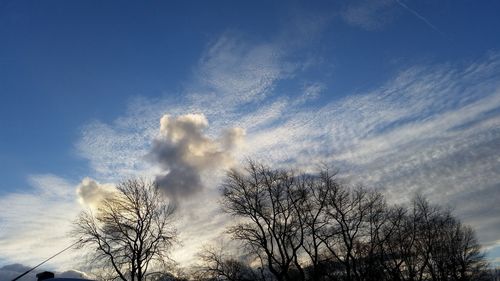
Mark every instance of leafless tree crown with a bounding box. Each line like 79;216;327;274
72;178;177;281
217;161;489;281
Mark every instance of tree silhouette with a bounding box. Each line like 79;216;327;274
221;161;307;281
72;178;177;281
219;161;489;281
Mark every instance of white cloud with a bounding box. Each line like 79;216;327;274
77;119;157;181
1;30;499;273
76;177;116;208
0;175;84;270
194;34;287;105
149;113;244;199
73;50;500;266
300;82;325;102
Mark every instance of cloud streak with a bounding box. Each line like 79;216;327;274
395;0;442;34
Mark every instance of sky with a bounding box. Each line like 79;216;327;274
1;0;500;277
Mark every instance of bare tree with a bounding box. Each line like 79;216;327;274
300;168;337;281
219;161;490;281
415;197;488;281
378;205;411;281
379;196;489;281
72;178;177;281
319;184;386;281
220;161;307;281
449;225;489;281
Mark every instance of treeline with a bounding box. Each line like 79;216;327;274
191;161;491;281
72;162;494;281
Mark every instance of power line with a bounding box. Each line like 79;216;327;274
11;239;82;281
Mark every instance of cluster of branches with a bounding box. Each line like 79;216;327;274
72;179;177;281
210;161;490;281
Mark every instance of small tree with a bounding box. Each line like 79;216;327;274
195;244;262;281
72;178;177;281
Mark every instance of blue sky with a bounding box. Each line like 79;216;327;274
1;0;500;275
0;0;498;189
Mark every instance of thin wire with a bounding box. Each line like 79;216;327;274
11;239;82;281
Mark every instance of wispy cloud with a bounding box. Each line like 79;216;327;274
191;34;290;107
0;175;84;270
75;45;500;262
1;31;499;272
340;0;396;30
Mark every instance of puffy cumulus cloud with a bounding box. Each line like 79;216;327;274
148;114;245;200
76;177;116;208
